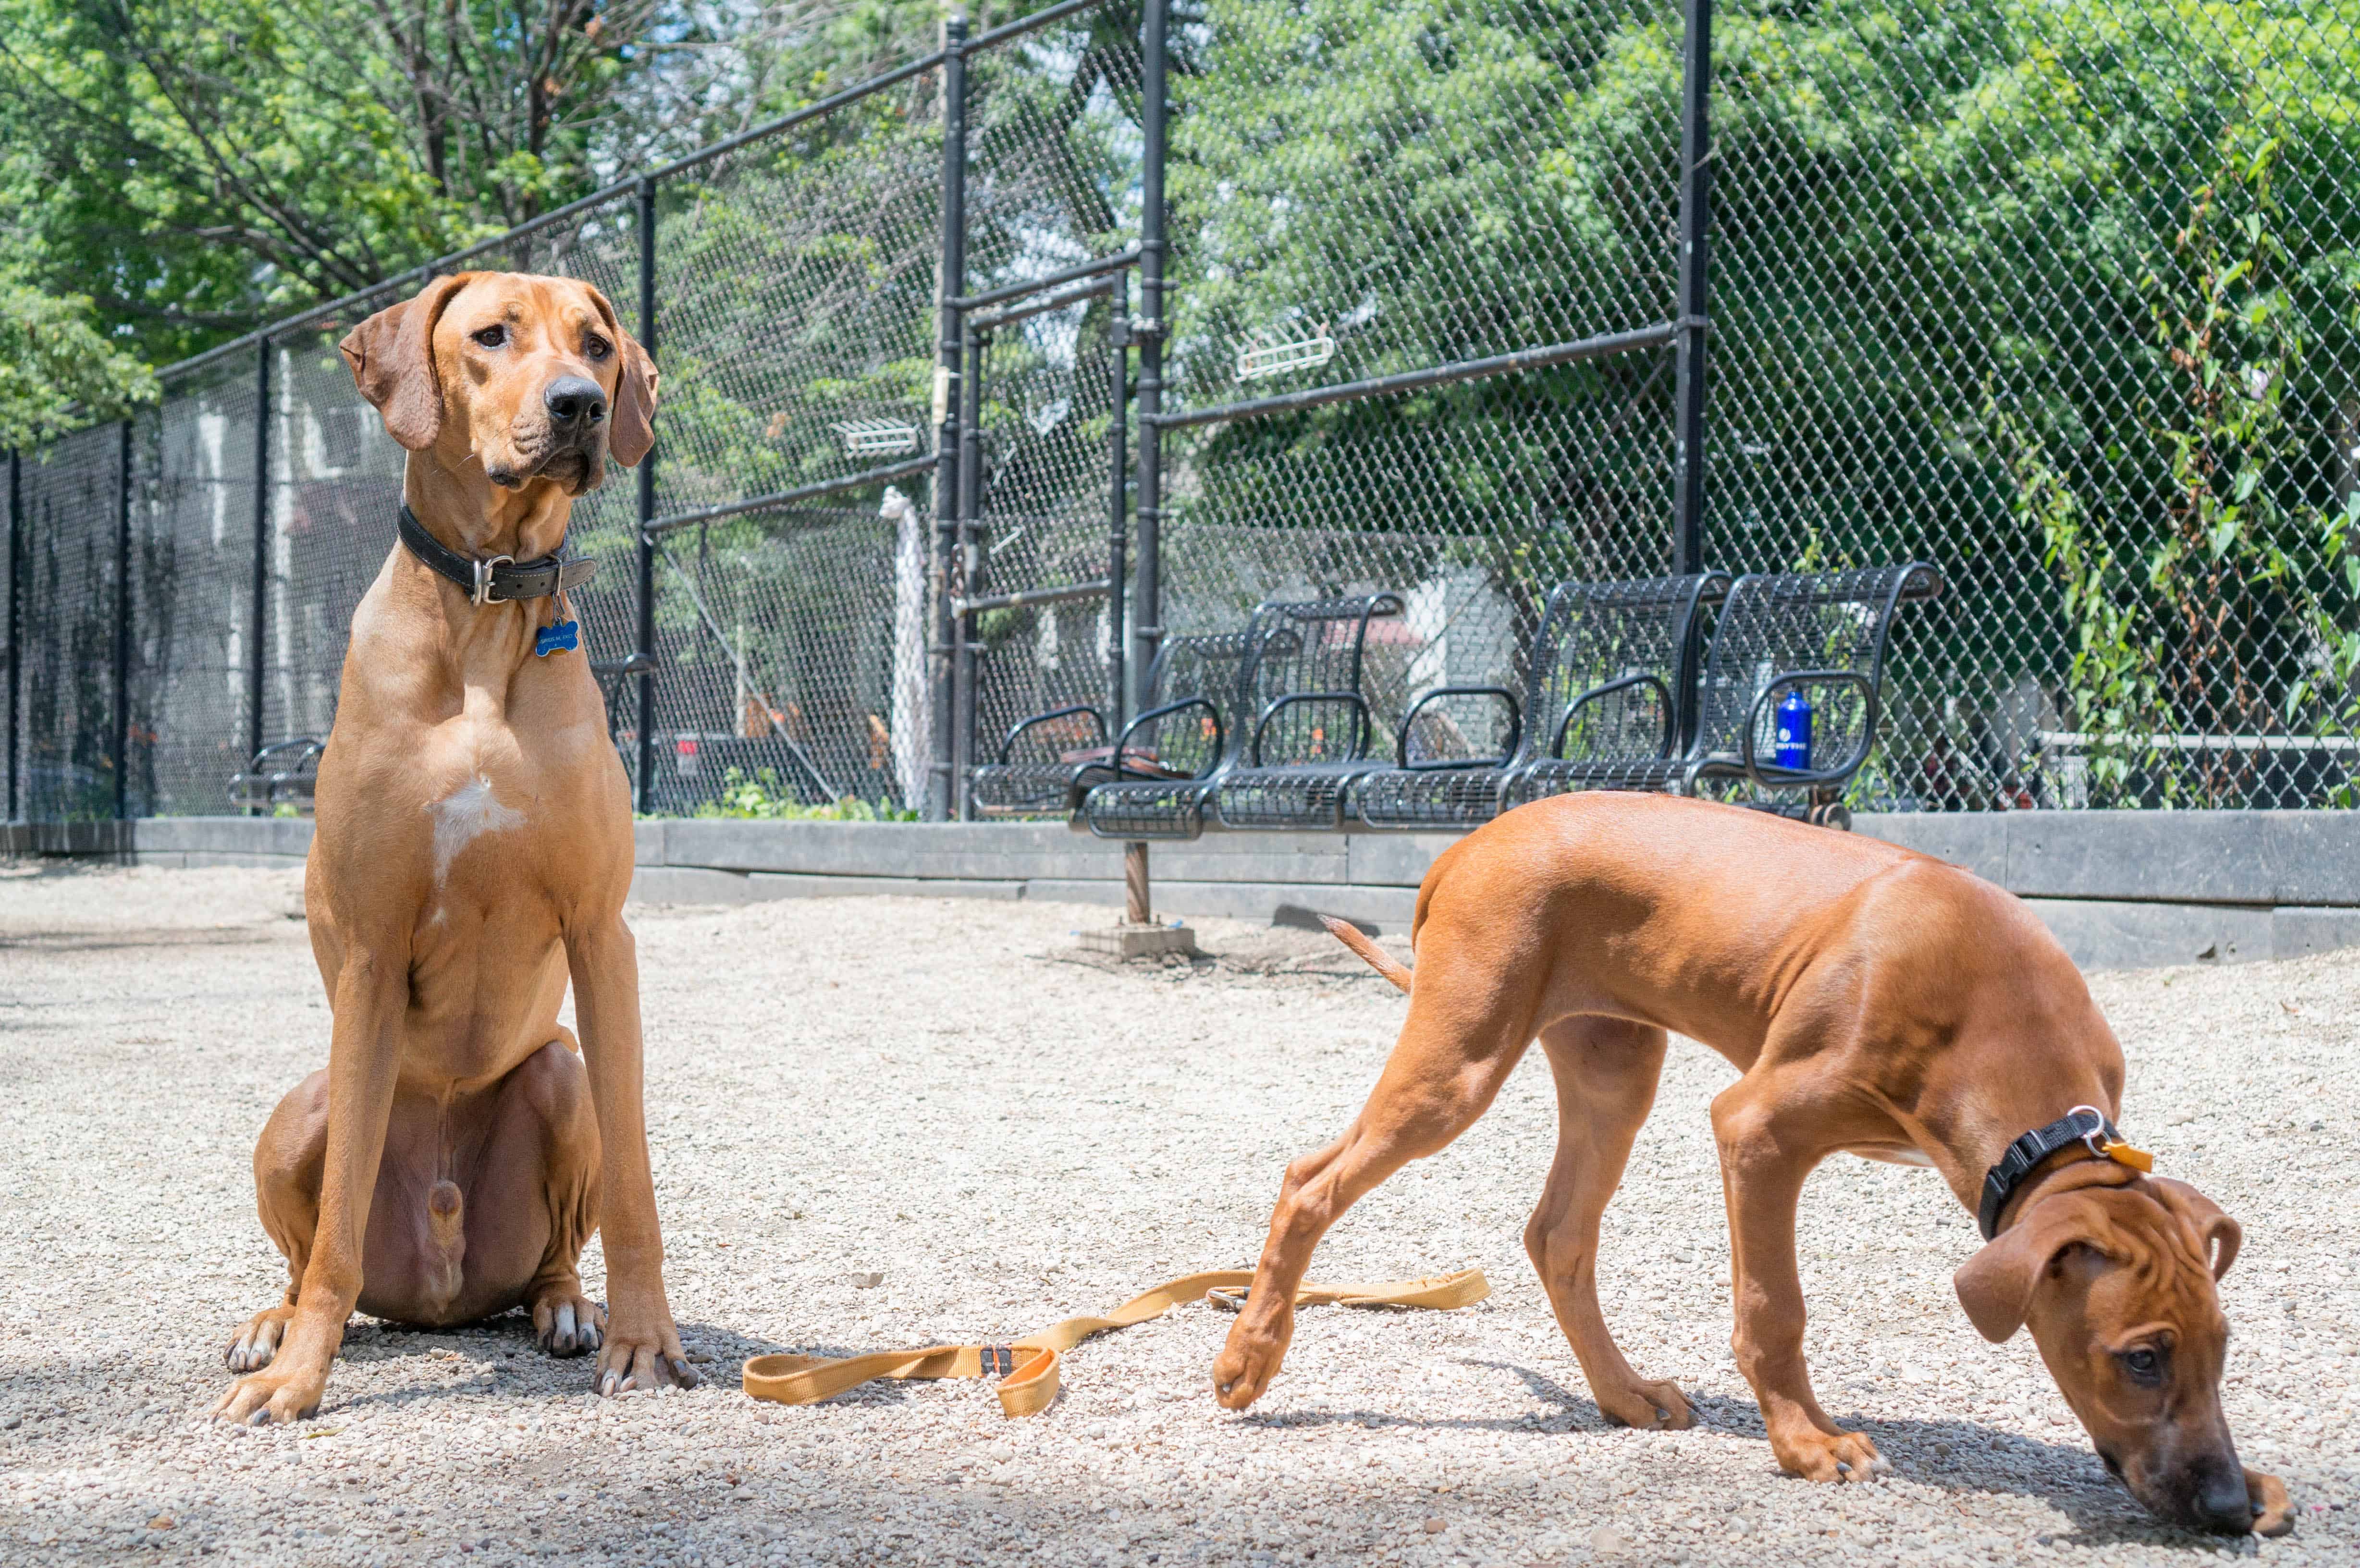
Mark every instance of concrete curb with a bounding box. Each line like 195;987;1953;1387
12;809;2360;970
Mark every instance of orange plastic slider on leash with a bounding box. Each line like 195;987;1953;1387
741;1268;1489;1419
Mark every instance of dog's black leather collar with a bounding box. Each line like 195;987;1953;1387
398;505;598;606
1977;1106;2126;1241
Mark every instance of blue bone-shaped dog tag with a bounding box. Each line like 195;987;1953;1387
535;618;581;657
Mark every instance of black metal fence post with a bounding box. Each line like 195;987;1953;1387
635;173;659;814
113;419;132;822
953;314;985;821
1120;0;1169;923
1106;270;1130;749
5;449;18;823
1131;0;1168;716
1671;0;1713;578
929;13;970;822
247;339;271;799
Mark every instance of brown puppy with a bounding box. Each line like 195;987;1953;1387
1214;793;2292;1535
216;272;696;1422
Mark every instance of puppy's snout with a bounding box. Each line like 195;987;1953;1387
2189;1461;2253;1533
543;377;607;431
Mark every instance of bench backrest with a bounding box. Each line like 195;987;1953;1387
1524;573;1732;765
1233;594;1407;768
1125;628;1256;777
1691;564;1944;763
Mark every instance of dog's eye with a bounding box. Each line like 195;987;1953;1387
2118;1348;2163;1383
583;334;612;360
473;325;508;349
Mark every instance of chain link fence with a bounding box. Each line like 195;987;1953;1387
8;0;2360;826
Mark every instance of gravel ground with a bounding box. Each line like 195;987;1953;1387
1;861;2355;1568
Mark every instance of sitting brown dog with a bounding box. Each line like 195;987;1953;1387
216;271;697;1421
1214;793;2291;1535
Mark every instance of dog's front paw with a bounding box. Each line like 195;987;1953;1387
594;1315;698;1396
2247;1468;2294;1537
1771;1425;1886;1483
224;1305;298;1373
1599;1376;1694;1431
1211;1306;1293;1410
532;1287;605;1359
211;1364;325;1426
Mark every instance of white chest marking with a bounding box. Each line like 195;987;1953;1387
429;774;525;884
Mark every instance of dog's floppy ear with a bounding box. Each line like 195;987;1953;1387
339;273;475;451
2148;1176;2242;1281
584;283;659;467
1954;1193;2111;1344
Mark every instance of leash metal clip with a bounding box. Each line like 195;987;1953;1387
471;553;515;607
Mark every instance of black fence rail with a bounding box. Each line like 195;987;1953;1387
9;0;2360;826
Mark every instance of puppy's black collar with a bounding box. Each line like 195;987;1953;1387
1977;1105;2151;1240
398;505;598;607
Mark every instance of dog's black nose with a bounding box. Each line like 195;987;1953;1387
2191;1464;2253;1533
544;377;607;428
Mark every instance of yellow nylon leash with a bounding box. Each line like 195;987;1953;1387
741;1267;1489;1418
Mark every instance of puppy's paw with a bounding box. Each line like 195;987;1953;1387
1599;1376;1694;1431
1211;1308;1292;1411
2246;1469;2293;1537
1771;1425;1884;1484
532;1288;605;1359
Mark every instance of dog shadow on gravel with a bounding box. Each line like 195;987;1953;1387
295;1315;782;1401
1241;1356;2221;1552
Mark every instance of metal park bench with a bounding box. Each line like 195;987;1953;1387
1080;595;1403;839
972;631;1254;819
1208;593;1409;831
1068;628;1260;839
229;737;325;812
1349;573;1730;830
1501;562;1943;822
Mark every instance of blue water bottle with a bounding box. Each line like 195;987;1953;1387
1774;688;1813;770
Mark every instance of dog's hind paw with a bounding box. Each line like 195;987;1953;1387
532;1288;605;1359
225;1306;296;1373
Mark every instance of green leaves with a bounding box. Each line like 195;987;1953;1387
0;264;157;448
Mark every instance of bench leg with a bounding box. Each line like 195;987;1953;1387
1125;841;1151;923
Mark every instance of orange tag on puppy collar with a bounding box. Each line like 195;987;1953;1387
2101;1139;2154;1173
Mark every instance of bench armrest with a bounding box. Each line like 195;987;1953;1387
1250;690;1373;766
1551;672;1674;760
997;704;1105;764
1395;686;1521;771
1737;670;1881;790
1113;697;1225;780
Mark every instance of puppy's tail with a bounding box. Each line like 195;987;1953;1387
1321;915;1413;995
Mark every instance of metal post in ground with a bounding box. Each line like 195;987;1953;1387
954;314;985;821
246;339;271;802
635;173;659;814
1131;0;1168;715
928;15;970;822
113;419;132;823
5;449;20;823
1106;270;1130;753
1124;842;1150;924
1120;0;1172;941
1671;0;1713;580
